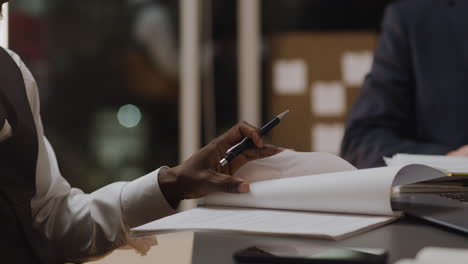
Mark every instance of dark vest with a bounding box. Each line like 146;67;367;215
0;48;61;264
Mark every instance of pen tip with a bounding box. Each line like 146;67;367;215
277;109;290;120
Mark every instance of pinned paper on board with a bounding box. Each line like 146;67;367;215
341;51;373;87
312;124;345;154
273;59;308;95
311;81;346;116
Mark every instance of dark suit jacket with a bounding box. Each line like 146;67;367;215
341;0;468;168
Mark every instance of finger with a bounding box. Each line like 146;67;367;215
275;146;288;152
447;151;460;156
240;144;282;161
447;145;468;156
239;121;264;148
227;121;263;148
448;150;467;157
460;146;468;155
265;144;285;154
208;171;250;194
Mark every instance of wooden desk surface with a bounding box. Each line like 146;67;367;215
86;232;194;264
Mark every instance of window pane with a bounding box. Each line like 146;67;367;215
10;0;180;192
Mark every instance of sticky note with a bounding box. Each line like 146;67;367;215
311;81;346;116
273;59;307;95
341;51;373;87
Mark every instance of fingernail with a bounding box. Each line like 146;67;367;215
238;183;250;193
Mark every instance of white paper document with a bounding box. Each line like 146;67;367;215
133;207;396;240
132;151;449;239
205;166;399;216
231;150;356;183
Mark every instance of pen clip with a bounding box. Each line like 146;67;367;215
226;137;249;154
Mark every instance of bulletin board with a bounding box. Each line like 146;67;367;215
266;32;377;154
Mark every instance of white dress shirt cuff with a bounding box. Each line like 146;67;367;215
121;167;175;228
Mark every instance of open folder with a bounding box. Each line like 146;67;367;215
384;153;468;174
131;150;457;240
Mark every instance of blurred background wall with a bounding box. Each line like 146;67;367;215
6;0;392;192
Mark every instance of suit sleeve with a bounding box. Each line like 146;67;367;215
340;4;452;168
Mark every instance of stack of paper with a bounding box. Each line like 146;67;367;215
132;151;451;240
133;207;396;240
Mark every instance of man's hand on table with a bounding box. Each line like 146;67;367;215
447;145;468;156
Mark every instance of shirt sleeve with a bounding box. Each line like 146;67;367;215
340;4;452;168
7;48;175;261
33;138;175;260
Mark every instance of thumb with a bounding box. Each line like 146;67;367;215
208;171;250;194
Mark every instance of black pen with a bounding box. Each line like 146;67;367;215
219;110;290;166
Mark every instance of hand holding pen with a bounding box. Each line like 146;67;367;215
158;111;288;208
219;110;289;166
